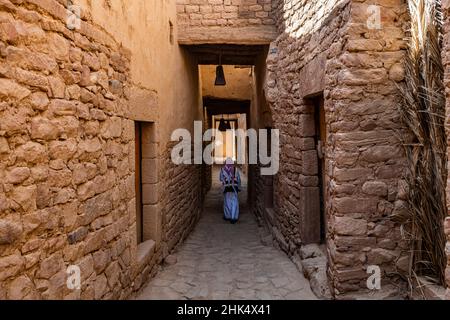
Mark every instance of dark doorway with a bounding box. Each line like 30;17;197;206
264;127;274;209
135;122;144;244
313;95;327;244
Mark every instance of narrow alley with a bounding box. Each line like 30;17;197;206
2;0;450;302
137;168;316;300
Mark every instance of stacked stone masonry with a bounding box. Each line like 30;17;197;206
2;0;450;301
0;0;134;299
159;142;203;258
326;0;409;295
177;0;275;27
0;0;204;300
258;0;411;297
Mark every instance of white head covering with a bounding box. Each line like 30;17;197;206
225;157;234;165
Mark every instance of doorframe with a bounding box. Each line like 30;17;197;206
302;93;327;245
313;95;327;244
135;121;144;244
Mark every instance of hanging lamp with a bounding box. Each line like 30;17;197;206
215;53;226;86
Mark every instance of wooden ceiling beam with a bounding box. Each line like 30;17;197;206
183;44;267;66
204;97;250;115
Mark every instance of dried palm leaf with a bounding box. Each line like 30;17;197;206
398;0;447;288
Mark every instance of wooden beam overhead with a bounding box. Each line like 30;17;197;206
183;44;266;66
204;97;250;115
177;26;277;45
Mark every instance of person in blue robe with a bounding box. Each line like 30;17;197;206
219;157;241;224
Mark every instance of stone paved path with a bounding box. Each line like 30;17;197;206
137;168;316;300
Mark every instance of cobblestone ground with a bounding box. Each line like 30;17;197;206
137;169;316;300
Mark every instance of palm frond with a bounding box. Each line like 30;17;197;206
398;0;447;289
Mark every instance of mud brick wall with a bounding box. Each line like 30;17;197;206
0;0;156;299
263;0;410;296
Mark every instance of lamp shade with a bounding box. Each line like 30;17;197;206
215;65;226;86
218;118;228;131
218;119;232;131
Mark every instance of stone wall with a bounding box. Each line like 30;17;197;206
176;0;277;44
0;0;140;299
0;0;204;300
263;0;352;275
250;47;274;232
73;0;203;144
441;0;450;299
177;0;275;27
159;142;203;257
260;0;410;297
202;109;212;198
